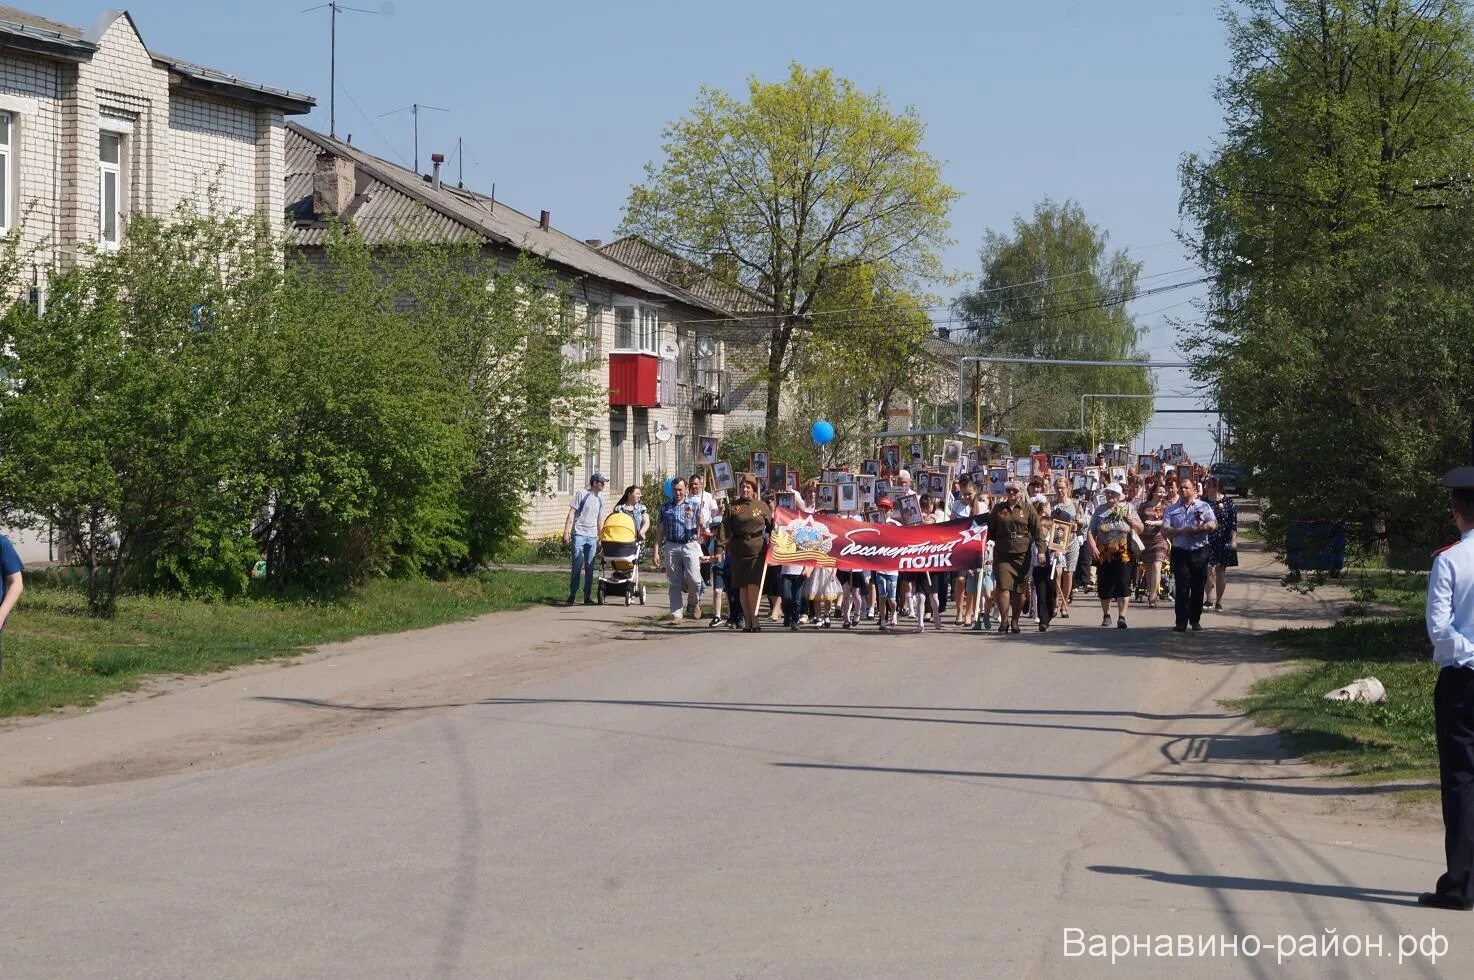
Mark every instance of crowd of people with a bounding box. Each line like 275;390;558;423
564;459;1241;636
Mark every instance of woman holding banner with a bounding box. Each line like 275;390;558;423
989;484;1044;634
718;474;774;633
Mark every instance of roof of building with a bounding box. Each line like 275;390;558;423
283;123;737;317
599;236;773;315
0;5;313;110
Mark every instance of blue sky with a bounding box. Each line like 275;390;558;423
50;0;1231;458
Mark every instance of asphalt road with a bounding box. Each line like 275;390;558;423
0;546;1464;979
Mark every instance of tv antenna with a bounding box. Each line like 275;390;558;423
378;103;448;174
302;2;385;138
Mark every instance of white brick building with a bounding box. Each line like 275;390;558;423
0;5;311;280
0;5;312;561
284;125;745;539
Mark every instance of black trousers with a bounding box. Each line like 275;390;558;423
1031;566;1056;627
1435;666;1474;902
1170;547;1210;627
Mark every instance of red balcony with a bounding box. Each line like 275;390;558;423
609;352;659;407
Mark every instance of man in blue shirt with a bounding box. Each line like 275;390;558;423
654;478;704;622
1421;466;1474;911
1162;477;1217;632
0;533;24;671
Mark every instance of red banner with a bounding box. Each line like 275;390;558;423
769;507;989;573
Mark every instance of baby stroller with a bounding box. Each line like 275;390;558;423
596;511;647;605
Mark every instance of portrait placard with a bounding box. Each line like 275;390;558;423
881;444;901;475
712;461;735;492
816;483;838;512
750;451;769;481
838;482;859;513
696;436;719;466
769;462;788;497
1048;519;1075;553
898;494;923;526
862;458;881;478
857;474;877;506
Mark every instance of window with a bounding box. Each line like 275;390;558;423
614;306;635;349
99;131;123;247
582;304;603;361
639;308;659;351
674;434;687;479
610;414;626;490
0;113;10;233
557;430;574;493
584;428;599;484
632;409;650;480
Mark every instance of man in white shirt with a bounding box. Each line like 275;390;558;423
1421;465;1474;911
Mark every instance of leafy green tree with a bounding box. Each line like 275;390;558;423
621;62;960;434
956;199;1154;449
387;245;600;570
0;205;282;614
790;264;937;465
1180;0;1474;550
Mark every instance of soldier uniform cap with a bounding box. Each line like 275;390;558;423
1443;466;1474;490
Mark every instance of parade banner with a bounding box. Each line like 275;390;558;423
769;507;988;573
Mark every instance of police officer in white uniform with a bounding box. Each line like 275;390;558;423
1422;465;1474;911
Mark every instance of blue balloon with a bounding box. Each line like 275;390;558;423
664;476;677;499
811;420;836;445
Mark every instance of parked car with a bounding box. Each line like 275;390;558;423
1210;461;1248;496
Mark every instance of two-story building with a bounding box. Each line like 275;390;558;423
283;124;745;537
0;5;312;561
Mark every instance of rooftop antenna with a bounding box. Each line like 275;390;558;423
302;1;383;139
456;137;463;188
378;103;448;174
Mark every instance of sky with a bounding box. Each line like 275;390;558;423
48;0;1231;459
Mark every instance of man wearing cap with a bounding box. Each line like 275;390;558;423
1421;465;1474;910
563;472;607;605
1162;477;1217;632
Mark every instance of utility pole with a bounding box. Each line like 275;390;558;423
303;2;379;139
379;103;448;173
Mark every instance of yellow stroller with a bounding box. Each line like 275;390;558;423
596;511;647;605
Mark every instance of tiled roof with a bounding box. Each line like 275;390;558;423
599;236;773;315
284;124;737;317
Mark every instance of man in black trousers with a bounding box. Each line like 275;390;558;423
1422;466;1474;911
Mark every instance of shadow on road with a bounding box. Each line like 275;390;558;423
1088;864;1423;908
768;761;1433;797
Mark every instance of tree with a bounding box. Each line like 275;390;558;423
790;264;937;465
1180;0;1474;550
621;63;960;434
0;205;282;614
956;199;1155;449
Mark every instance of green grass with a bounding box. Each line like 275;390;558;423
0;571;566;720
1230;569;1439;781
494;534;568;565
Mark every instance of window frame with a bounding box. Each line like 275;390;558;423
0;111;11;234
98;129;126;249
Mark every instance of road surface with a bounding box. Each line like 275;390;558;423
0;544;1461;978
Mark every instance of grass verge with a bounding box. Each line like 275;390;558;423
1228;569;1440;782
0;571;565;721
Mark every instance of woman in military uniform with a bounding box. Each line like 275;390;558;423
989;484;1043;634
719;473;774;633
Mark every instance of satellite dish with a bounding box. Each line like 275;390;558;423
653;421;673;443
660;338;680;360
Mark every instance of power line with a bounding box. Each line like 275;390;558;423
337;83;413;169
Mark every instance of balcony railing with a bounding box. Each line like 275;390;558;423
691;368;731;414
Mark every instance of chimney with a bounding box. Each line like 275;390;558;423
712;251;738;281
313;151;355;217
585;239;603;248
430;152;444;191
539;210;551;231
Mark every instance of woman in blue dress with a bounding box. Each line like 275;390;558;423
1203;475;1238;612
